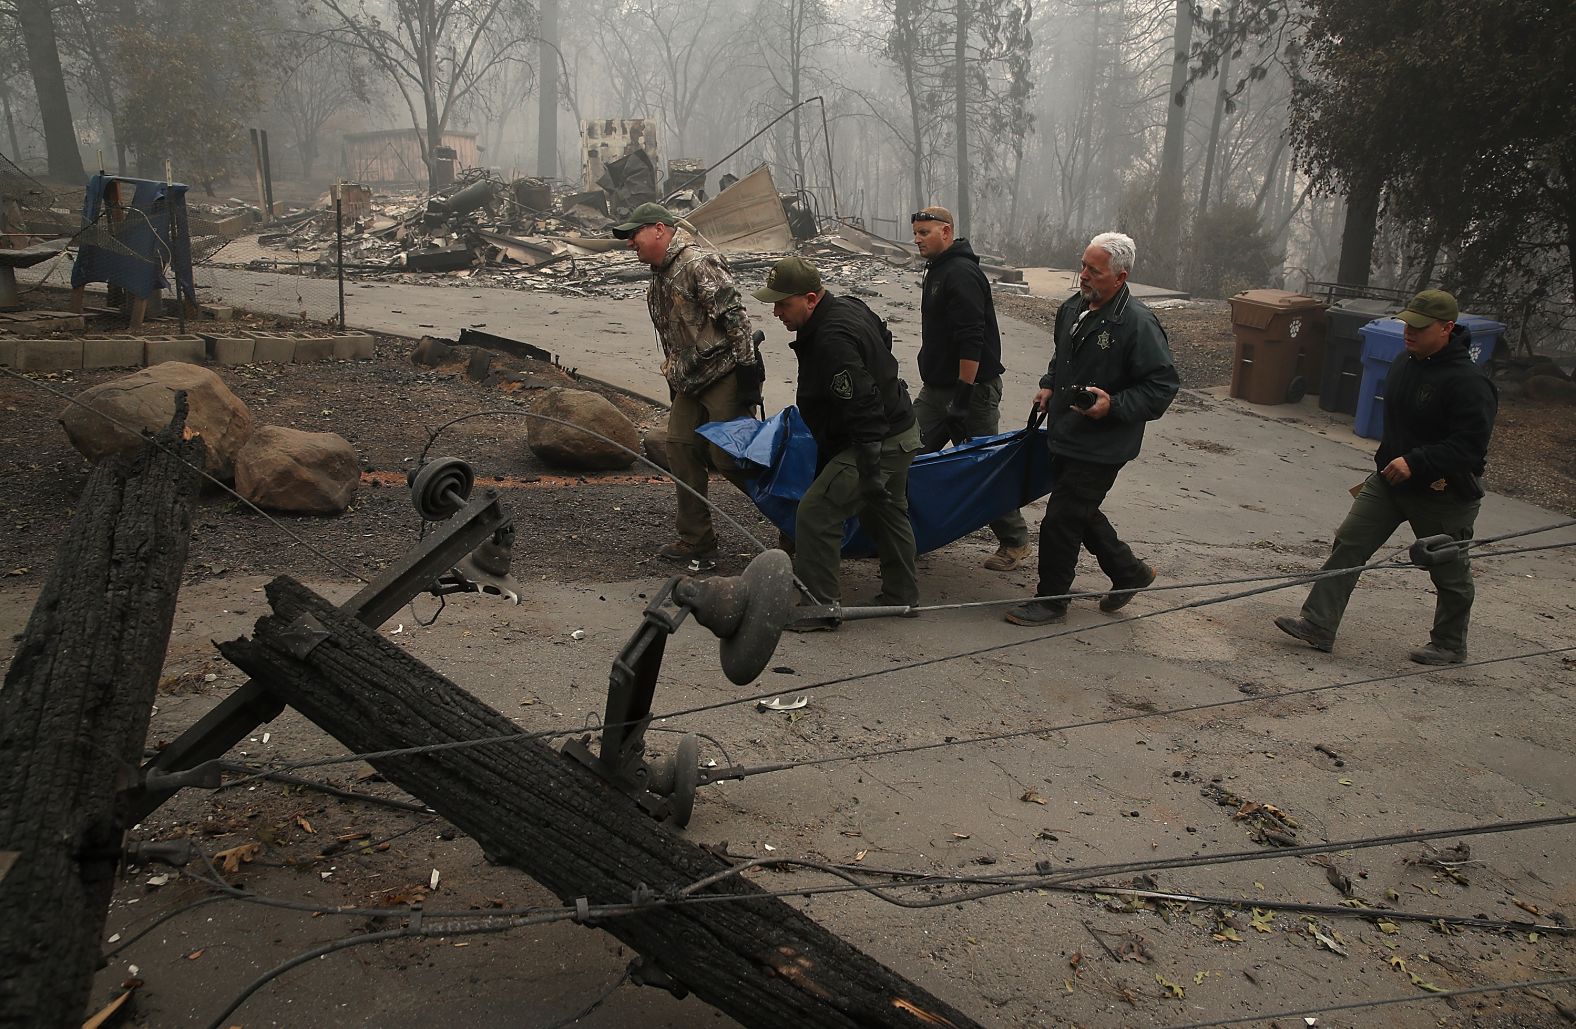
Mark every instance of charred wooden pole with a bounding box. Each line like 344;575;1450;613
220;577;979;1029
0;402;204;1028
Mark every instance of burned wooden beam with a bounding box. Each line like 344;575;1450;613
0;402;204;1028
220;577;979;1029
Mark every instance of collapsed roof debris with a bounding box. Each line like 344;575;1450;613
246;165;1025;301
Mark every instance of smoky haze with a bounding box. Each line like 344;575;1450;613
2;0;1572;309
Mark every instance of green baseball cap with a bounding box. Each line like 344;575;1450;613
1396;289;1459;328
609;202;676;238
753;256;823;302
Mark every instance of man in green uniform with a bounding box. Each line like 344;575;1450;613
1274;289;1498;664
614;202;764;572
754;257;921;628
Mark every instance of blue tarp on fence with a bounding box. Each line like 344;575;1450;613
699;406;1054;557
70;174;195;301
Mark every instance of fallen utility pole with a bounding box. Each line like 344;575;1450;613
220;577;979;1029
0;402;204;1028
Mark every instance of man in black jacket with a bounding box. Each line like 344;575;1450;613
755;256;921;625
911;205;1032;571
1006;232;1180;626
1275;289;1498;664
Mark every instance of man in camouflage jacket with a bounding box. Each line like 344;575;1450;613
614;203;764;571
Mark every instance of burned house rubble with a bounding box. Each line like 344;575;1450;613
245;165;1027;301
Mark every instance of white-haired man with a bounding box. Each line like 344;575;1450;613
1006;232;1180;625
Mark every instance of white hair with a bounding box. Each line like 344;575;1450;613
1089;232;1137;275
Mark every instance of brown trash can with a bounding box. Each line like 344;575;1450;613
1227;289;1328;405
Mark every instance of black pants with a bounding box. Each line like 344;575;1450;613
1034;456;1146;604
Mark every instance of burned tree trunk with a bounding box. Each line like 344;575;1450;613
220;577;979;1029
0;404;203;1028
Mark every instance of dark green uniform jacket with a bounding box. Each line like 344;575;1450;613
1038;284;1180;464
1377;324;1498;500
919;238;1005;386
791;291;916;465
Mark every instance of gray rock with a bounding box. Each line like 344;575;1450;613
235;425;360;514
528;388;639;470
60;361;252;480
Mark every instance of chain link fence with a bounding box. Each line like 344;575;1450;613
4;154;349;338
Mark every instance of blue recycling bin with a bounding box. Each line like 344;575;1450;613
1457;314;1506;367
1353;315;1505;440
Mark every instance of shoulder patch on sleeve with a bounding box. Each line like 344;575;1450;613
830;369;854;399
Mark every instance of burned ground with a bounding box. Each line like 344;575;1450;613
2;305;1574;1028
0;330;779;589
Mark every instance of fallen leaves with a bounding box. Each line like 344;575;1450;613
1021;790;1047;805
214;842;261;874
1388;955;1445;992
1305;919;1349;956
1155;973;1185;999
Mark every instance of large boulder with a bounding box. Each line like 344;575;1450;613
527;388;639;470
235;425;360;514
60;361;252;480
1522;372;1576;404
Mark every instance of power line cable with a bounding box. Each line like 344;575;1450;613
177;813;1576;1029
212;641;1575;791
660;814;1576;912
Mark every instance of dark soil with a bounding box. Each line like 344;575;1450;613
0;335;779;591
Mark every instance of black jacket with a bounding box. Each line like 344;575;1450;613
1377;324;1498;499
792;291;916;463
1038;284;1180;465
918;238;1005;386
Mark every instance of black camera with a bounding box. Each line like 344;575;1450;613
1070;386;1098;410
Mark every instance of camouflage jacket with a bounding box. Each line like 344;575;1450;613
646;228;754;395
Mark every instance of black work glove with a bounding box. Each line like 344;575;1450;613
853;441;889;505
734;359;765;411
943;379;974;444
919;421;951;453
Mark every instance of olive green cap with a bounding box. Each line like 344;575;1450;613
609;202;676;238
1396;289;1459;328
753;256;823;302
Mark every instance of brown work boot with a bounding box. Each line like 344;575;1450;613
658;540;718;572
1274;615;1335;653
1409;642;1466;665
1100;563;1156;613
983;543;1033;571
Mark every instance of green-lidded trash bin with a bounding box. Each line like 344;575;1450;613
1321;298;1400;415
1228;289;1328;405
